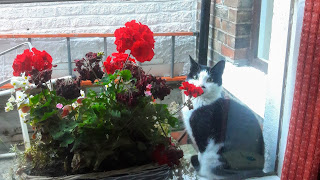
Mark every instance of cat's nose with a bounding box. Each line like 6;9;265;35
201;86;205;89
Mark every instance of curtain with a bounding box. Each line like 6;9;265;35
281;0;320;179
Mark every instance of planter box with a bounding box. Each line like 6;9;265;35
21;164;170;180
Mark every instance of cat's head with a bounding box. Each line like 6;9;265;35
187;56;225;97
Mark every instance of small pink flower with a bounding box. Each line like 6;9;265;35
145;90;152;96
56;103;63;109
146;84;152;89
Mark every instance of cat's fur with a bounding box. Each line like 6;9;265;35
182;56;265;179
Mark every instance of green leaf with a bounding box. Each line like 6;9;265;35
30;94;40;104
119;70;132;81
40;110;57;121
60;134;75;147
110;110;121;118
168;116;178;127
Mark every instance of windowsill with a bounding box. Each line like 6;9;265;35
222;62;267;118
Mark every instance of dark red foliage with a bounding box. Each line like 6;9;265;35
74;52;104;83
55;78;81;100
152;138;184;167
29;69;53;88
116;63;171;106
114;20;155;62
179;82;204;98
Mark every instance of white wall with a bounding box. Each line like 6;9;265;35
263;0;302;173
0;0;197;81
277;0;305;176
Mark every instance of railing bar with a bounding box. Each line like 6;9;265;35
0;32;197;39
104;37;107;58
0;42;32;56
2;56;4;82
0;153;15;159
171;36;175;78
28;38;31;43
67;37;72;75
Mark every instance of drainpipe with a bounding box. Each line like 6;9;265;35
198;0;211;65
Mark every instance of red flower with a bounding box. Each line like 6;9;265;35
12;49;33;76
131;41;155;62
31;48;53;71
179;82;204;98
114;20;155;63
103;53;135;74
12;48;53;76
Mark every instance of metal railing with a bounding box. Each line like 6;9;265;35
0;32;198;78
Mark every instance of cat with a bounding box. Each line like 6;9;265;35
182;56;265;179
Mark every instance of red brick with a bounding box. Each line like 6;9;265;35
215;17;221;29
221;20;236;35
225;35;235;48
234;48;248;59
221;44;235;59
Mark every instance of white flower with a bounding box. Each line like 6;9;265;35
11;75;29;90
72;102;79;109
104;83;112;91
80;90;85;98
16;93;27;103
8;95;15;103
5;102;14;112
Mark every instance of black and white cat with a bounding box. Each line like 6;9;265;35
182;56;265;179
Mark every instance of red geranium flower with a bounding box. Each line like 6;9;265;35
179;82;204;98
131;41;155;62
12;49;33;76
103;53;135;74
114;20;155;63
12;48;53;76
31;48;53;71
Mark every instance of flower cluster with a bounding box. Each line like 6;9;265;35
74;52;104;83
114;20;155;62
10;73;30;90
179;82;204;98
103;53;135;74
12;48;53;76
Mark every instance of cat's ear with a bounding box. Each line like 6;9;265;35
189;55;199;72
210;60;225;76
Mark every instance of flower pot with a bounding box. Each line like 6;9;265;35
171;130;188;145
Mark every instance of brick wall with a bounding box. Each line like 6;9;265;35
208;0;254;66
0;0;197;80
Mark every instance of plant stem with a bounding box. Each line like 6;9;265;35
122;52;132;70
157;120;168;137
171;96;195;115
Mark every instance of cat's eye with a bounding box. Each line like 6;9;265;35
207;78;213;82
